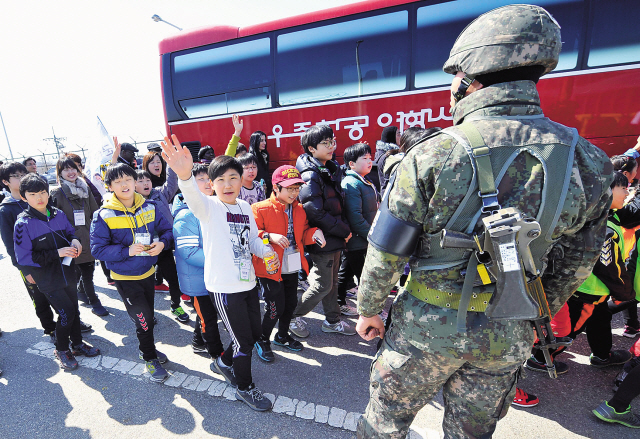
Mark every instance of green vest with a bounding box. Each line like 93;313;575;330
576;219;624;297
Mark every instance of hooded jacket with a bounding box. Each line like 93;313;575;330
251;194;318;281
90;192;173;280
0;194;30;271
296;154;350;254
341;170;379;251
148;166;180;224
373;140;398;191
50;181;100;264
14;206;78;293
171;194;207;296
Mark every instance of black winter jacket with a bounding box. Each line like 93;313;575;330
0;195;30;273
296;154;350;253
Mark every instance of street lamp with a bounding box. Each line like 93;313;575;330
151;14;182;31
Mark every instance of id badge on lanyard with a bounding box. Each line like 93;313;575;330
282;247;301;273
73;210;86;226
239;258;252;281
135;232;151;257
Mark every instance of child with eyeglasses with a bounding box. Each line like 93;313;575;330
251;166;325;362
237;153;266;205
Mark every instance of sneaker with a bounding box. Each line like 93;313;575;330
77;291;89;304
255;339;275;362
192;341;208;354
91;300;109;317
322;320;356;336
525;357;569;375
346;286;358;298
590;350;632;368
623;325;640;338
297;279;310;292
289;317;310;338
139;350;168;364
155;284;170;292
512;388;539;407
181;293;191;302
146;359;168;383
79;321;92;333
211;356;237;388
273;333;304;351
171;306;190;323
339;304;358;316
71;343;100;357
236;384;272;411
54;350;78;370
593;401;640;428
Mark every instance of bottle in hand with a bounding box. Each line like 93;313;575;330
262;238;278;275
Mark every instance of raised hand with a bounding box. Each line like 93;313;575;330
160;134;193;180
232;114;244;137
111;136;121;165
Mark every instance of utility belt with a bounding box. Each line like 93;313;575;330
406;276;493;313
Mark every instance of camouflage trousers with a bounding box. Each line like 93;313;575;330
357;290;534;439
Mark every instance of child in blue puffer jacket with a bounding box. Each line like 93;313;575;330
172;164;224;360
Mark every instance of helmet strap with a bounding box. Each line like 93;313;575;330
452;74;475;103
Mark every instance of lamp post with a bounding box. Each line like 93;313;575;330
151;14;182;31
0;111;14;159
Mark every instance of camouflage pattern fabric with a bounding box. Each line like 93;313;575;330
357;292;531;438
357;80;612;438
443;4;562;77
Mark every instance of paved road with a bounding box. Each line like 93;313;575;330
0;251;638;438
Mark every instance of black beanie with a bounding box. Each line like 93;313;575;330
381;126;398;144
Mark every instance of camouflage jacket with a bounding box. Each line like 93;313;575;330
358;81;613;318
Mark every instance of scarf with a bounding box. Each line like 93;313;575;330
61;177;90;199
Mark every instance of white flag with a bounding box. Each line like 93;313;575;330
84;116;114;195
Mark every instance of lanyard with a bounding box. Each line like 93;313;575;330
123;204;150;242
223;201;249;252
59;187;85;212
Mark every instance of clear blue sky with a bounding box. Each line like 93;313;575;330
0;0;355;162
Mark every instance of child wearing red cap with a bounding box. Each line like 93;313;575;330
251;165;326;362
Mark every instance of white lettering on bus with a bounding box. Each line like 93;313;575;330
267;107;450;147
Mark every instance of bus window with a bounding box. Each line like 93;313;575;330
276;11;409;106
414;0;584;89
173;37;272;117
587;0;640;68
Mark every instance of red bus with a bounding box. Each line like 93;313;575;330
158;0;640;170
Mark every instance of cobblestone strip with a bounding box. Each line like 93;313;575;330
27;342;362;432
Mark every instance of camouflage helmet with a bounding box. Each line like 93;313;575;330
443;4;561;77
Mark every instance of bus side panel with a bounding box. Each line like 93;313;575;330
167;68;640;169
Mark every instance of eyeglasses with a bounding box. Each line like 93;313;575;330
243;166;258;171
9;174;26;179
317;138;336;149
282;186;301;193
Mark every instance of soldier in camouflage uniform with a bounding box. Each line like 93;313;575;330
355;5;614;438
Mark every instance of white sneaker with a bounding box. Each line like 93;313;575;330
322;320;356;336
339;304;358;316
289;317;310;338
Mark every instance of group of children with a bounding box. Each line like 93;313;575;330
2;118;640;421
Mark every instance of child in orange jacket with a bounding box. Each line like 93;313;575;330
251;165;325;362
